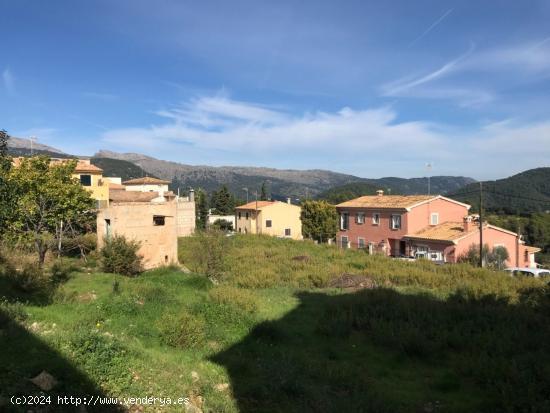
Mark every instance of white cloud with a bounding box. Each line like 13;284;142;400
2;68;15;95
101;94;550;179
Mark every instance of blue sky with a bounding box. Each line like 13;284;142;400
1;0;550;179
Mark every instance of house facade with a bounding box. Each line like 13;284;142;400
336;191;539;267
71;160;109;208
97;190;178;269
235;200;302;240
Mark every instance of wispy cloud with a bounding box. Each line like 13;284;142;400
409;8;454;47
100;94;550;178
2;68;16;95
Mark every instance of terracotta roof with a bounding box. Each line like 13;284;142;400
236;201;277;210
122;176;170;185
108;182;126;190
336;195;437;209
109;190;159;203
404;221;475;243
74;160;103;173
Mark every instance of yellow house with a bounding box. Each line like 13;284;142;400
235;200;302;240
12;157;110;208
70;160;109;208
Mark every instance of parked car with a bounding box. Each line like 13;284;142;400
504;267;550;278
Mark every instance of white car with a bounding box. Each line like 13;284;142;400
504;267;550;278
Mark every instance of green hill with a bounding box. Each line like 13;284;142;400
317;176;476;203
449;168;550;214
90;157;155;182
316;182;381;203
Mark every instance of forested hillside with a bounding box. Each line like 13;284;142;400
449;168;550;214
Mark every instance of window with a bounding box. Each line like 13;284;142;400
341;236;349;249
430;213;439;226
105;219;111;239
340;212;349;230
266;220;272;228
372;213;380;225
285;228;291;236
358;238;366;249
80;174;92;186
238;212;241;219
245;212;249;220
153;215;165;226
390;214;401;230
356;213;365;224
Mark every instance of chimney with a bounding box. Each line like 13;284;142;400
188;188;195;202
286;197;291;204
376;190;384;196
463;215;472;232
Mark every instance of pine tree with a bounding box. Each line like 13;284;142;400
260;182;268;201
211;185;235;214
195;189;209;230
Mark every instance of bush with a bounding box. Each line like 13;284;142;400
101;235;142;276
60;233;97;258
10;261;49;293
49;258;79;284
158;311;206;349
189;230;228;282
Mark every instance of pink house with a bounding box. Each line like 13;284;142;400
335;191;539;268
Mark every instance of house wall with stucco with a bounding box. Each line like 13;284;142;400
97;200;178;270
176;197;196;236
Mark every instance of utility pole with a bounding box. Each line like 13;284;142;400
426;162;432;195
243;187;249;203
254;190;259;234
479;181;483;268
30;136;37;156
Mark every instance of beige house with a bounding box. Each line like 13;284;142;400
97;190;178;270
123;177;170;193
235;200;302;240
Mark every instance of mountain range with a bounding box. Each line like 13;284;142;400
13;138;549;213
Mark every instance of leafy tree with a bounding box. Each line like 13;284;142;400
458;244;509;269
8;157;96;264
300;200;338;242
195;188;209;230
210;185;236;215
0;130;14;234
260;182;268;201
210;218;233;232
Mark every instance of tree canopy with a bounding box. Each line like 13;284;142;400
300;200;338;242
5;156;96;263
210;185;236;215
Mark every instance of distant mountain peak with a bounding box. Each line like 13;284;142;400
8;137;66;154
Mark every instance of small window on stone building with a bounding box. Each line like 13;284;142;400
80;174;92;186
153;215;165;226
285;228;291;236
266;220;272;227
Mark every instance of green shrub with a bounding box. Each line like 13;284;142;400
101;235;142;276
67;327;133;392
60;233;97;258
0;299;27;327
49;258;79;284
183;230;228;281
10;261;49;293
158;311;206;349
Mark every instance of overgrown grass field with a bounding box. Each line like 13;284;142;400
1;235;549;412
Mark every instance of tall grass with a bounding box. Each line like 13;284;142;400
179;235;543;300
